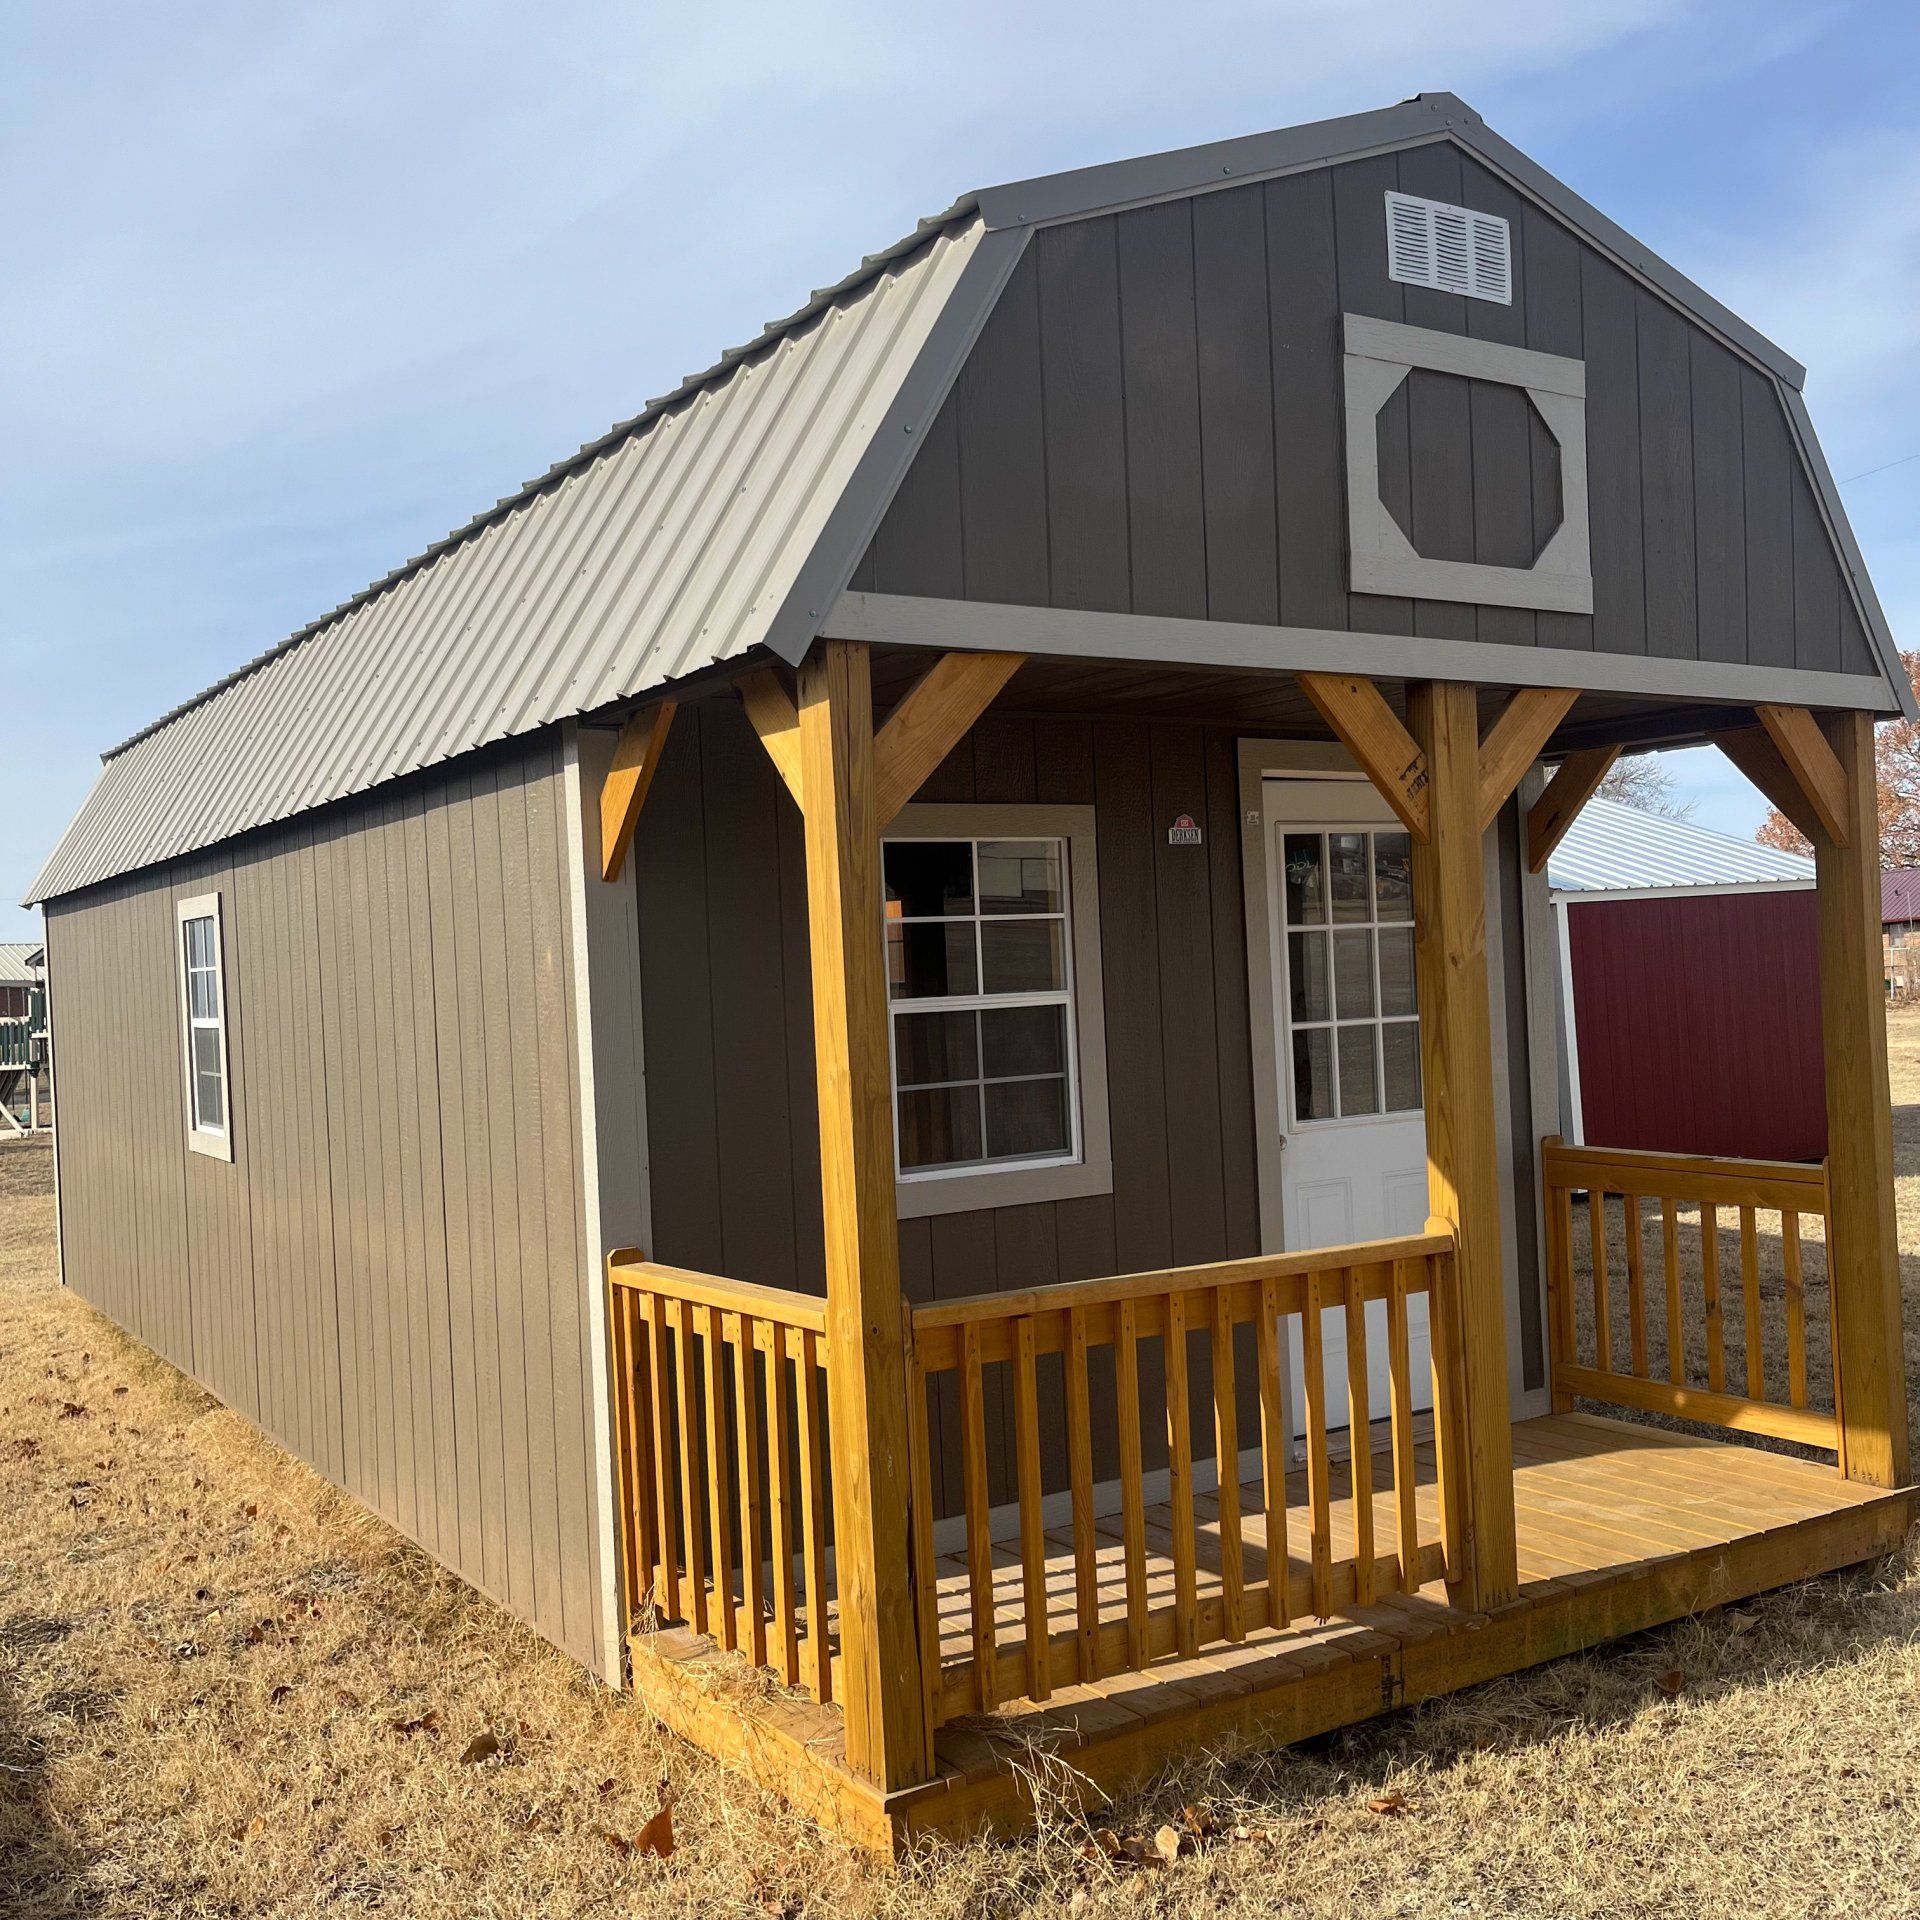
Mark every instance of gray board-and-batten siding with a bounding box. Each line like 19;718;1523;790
43;731;615;1678
848;143;1879;686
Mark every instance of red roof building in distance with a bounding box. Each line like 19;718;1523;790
1884;869;1920;935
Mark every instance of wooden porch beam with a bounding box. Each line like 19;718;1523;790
1477;688;1579;832
736;667;805;808
1524;745;1619;875
1407;681;1520;1614
1756;704;1851;847
1708;725;1822;842
598;699;677;882
795;639;931;1788
1297;673;1430;840
1815;709;1908;1487
872;651;1025;827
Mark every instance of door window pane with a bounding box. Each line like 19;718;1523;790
1382;1021;1422;1112
1292;1028;1335;1121
1373;832;1413;917
889;920;977;1000
897;1085;984;1170
894;1010;978;1087
1333;929;1376;1019
980;920;1065;995
1288;931;1329;1023
1337;1025;1380;1117
1329;832;1370;923
1378;925;1417;1017
1283;835;1325;924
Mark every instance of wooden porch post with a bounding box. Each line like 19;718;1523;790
795;638;931;1788
1815;709;1910;1487
1406;681;1520;1611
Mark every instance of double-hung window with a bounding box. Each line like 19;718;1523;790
177;893;233;1160
882;806;1112;1218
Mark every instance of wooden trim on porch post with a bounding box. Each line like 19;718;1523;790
736;668;806;807
1407;681;1520;1612
872;650;1026;827
1524;745;1619;875
1709;726;1823;843
599;700;677;882
1815;709;1909;1487
795;638;931;1787
1297;673;1430;840
1477;688;1579;832
1757;705;1850;847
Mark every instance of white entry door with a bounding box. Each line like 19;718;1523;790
1264;777;1432;1438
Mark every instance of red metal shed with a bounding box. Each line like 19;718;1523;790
1551;798;1824;1163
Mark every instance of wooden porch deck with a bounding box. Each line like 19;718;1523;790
626;1411;1914;1850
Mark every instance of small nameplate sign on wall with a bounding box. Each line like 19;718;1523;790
1167;813;1202;847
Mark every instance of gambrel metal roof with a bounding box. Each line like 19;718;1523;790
28;92;1908;903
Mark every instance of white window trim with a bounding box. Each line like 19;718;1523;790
176;891;234;1162
885;804;1112;1220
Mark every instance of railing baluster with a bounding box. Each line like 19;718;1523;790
1012;1316;1050;1702
1701;1204;1725;1392
671;1297;708;1637
1662;1197;1683;1385
1256;1274;1290;1630
765;1320;798;1688
959;1321;995;1711
1783;1213;1808;1409
1344;1271;1375;1608
1591;1188;1613;1371
1164;1292;1198;1660
732;1313;766;1668
1116;1298;1149;1671
1739;1206;1765;1401
794;1327;831;1703
1387;1258;1420;1594
1302;1269;1332;1620
608;1285;643;1620
700;1304;736;1653
905;1343;938;1736
646;1293;679;1622
1210;1287;1245;1643
1548;1180;1576;1411
1623;1196;1648;1376
1065;1305;1100;1683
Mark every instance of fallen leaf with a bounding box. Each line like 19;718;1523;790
596;1777;617;1797
1154;1823;1190;1863
1726;1609;1758;1635
112;1385;128;1397
635;1799;674;1859
1181;1802;1220;1838
1654;1669;1686;1698
391;1710;441;1738
58;1402;88;1419
1368;1791;1409;1816
459;1730;501;1765
604;1832;632;1857
1091;1828;1125;1860
270;1685;293;1706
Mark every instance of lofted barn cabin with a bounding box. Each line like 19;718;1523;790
28;94;1915;1849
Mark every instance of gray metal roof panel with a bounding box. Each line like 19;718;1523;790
28;216;997;903
1547;796;1816;894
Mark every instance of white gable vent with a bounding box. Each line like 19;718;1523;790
1385;191;1512;305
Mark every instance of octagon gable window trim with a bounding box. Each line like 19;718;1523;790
1342;312;1592;614
883;803;1112;1220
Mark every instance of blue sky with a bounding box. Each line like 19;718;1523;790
7;0;1918;940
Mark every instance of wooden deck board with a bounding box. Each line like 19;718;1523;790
624;1413;1914;1852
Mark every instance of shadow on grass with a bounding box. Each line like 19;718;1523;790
0;1628;98;1920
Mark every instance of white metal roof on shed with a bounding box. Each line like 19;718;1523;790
1547;796;1815;895
0;943;40;985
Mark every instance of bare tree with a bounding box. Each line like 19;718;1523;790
1598;753;1695;821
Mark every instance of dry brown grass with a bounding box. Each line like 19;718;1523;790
8;1020;1920;1916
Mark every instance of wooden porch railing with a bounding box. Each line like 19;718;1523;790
606;1253;836;1703
906;1231;1464;1726
1542;1139;1838;1452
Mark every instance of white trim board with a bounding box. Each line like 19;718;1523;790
826;593;1902;718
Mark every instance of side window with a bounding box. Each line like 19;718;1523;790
177;893;233;1160
881;805;1112;1219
